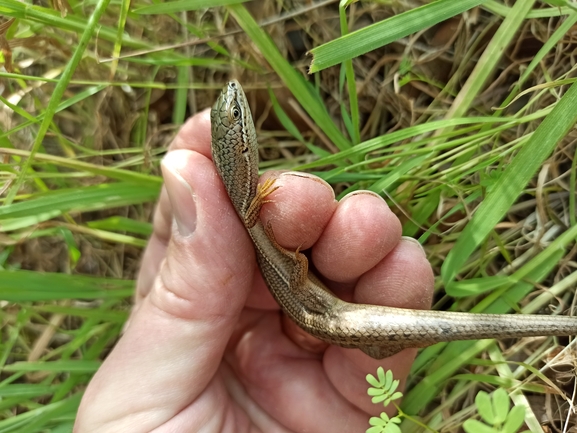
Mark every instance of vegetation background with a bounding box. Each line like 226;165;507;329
1;0;577;431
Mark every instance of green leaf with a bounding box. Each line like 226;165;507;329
0;384;56;398
0;183;161;231
442;79;577;284
384;369;393;388
134;0;248;14
372;394;389;404
0;1;146;48
377;366;386;384
60;227;81;267
268;87;306;144
366;372;382;388
369;415;387;426
309;0;487;72
446;276;515;297
383;422;401;433
492;388;510;423
451;374;518;389
5;0;113;204
0;393;82;432
475;391;496;424
0;148;163;186
0;270;133;301
3;360;101;373
463;420;500;433
541;0;577;10
86;216;153;236
503;405;526;433
340;0;358;7
228;4;352;152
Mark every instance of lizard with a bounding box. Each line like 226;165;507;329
210;80;577;359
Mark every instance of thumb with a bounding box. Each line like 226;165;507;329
76;149;255;431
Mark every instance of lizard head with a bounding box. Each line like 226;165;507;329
210;80;259;218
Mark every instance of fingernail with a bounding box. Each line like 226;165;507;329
280;171;334;194
340;190;385;203
161;158;197;237
401;236;426;257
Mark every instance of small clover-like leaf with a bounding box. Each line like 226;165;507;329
368;413;389;426
371;394;388;404
377;367;386;385
384;369;393;388
368;388;385;396
475;391;496;424
503;405;526;433
388;379;400;393
366;412;401;433
383;422;401;433
367;368;404;408
463;419;500;433
492;388;509;424
367;412;403;433
366;373;381;388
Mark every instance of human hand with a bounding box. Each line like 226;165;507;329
74;109;434;432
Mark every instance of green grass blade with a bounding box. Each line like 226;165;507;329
509;12;577;104
0;384;56;398
0;270;134;301
134;0;247;14
0;85;107;140
484;0;576;18
295;116;520;170
3;360;101;373
86;216;153;236
0;393;81;433
443;0;537;121
441;80;577;284
0;0;146;48
174;64;189;125
5;0;112;205
339;3;360;145
109;0;131;80
0;148;162;186
228;4;352;151
309;0;487;73
0;183;160;232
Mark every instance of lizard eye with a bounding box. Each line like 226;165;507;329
231;107;241;120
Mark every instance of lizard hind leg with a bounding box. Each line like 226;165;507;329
263;221;331;314
263;220;307;268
